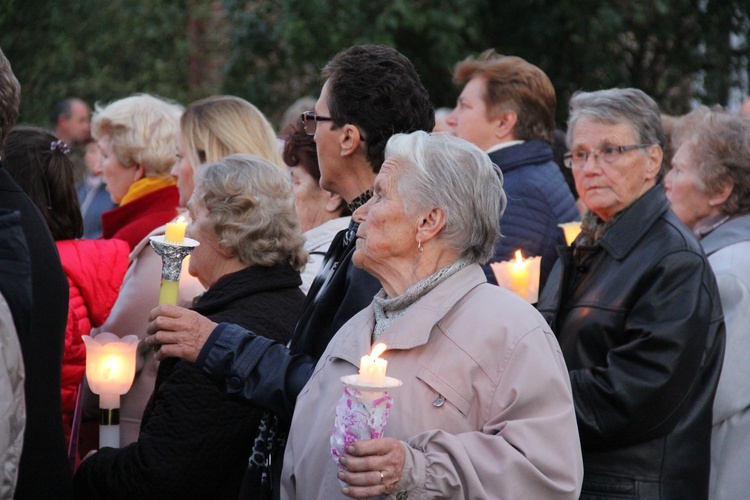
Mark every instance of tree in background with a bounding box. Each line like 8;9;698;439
1;0;748;130
0;0;192;128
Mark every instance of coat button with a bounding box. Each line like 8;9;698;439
396;491;409;499
433;395;445;407
228;376;242;392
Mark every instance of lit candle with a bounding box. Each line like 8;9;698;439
164;216;187;244
558;221;582;246
489;250;542;303
359;342;388;385
509;249;531;296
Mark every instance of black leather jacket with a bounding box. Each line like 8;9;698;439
537;186;725;499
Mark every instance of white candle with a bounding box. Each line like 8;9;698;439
359;342;388;385
164;216;187;244
489;250;542;303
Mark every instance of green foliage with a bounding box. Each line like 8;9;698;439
1;0;748;131
0;0;190;128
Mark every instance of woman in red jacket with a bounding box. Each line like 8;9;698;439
3;127;130;465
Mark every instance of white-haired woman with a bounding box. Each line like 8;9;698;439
664;108;750;500
93;94;183;250
282;132;583;498
75;155;307;498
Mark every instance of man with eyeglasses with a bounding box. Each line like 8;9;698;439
445;50;579;290
145;44;434;496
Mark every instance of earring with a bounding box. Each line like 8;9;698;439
417;238;424;253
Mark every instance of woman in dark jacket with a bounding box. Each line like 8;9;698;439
537;88;725;499
74;154;307;499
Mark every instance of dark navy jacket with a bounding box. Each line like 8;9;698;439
485;140;579;290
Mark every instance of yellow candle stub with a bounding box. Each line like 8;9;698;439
359;342;388;385
164;216;187;244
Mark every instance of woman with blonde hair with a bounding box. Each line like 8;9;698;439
172;95;283;207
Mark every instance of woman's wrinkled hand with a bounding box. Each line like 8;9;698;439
144;304;218;362
337;437;406;499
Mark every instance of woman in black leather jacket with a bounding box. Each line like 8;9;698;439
537;88;725;499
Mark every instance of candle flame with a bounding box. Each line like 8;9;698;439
370;342;387;359
514;249;524;263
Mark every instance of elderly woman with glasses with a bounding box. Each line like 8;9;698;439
281;131;583;499
664;108;750;500
537;88;725;498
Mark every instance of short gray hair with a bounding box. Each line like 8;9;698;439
567;88;667;152
193;154;307;270
385;131;505;263
686;109;750;215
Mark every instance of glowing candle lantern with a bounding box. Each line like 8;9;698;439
559;221;582;246
359;342;388;386
83;332;139;448
490;250;542;303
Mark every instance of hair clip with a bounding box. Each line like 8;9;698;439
50;139;70;155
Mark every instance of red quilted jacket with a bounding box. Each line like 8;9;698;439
57;238;130;447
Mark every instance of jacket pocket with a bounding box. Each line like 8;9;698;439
416;366;472;417
580;472;637;499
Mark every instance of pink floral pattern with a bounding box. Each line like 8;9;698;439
330;385;392;471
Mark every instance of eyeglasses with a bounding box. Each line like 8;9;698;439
563;144;654;169
301;111;333;136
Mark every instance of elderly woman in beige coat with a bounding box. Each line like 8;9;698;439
281;131;583;499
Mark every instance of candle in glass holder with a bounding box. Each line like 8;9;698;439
490;250;542;303
558;221;582;245
164;216;187;244
359;342;387;385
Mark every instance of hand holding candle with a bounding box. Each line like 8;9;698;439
490;250;542;303
332;342;400;477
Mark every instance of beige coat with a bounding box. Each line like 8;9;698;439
282;264;583;499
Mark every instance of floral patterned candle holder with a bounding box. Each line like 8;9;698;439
330;344;401;479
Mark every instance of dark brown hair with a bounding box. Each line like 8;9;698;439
4;126;84;240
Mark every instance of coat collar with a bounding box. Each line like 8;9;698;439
700;213;750;256
330;263;487;367
487;139;554;174
192;263;302;315
597;184;670;260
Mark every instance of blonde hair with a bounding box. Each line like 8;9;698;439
181;96;283;172
92;94;183;177
193;154;307;270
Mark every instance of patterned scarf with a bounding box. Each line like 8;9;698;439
372;257;473;341
346;189;373;213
